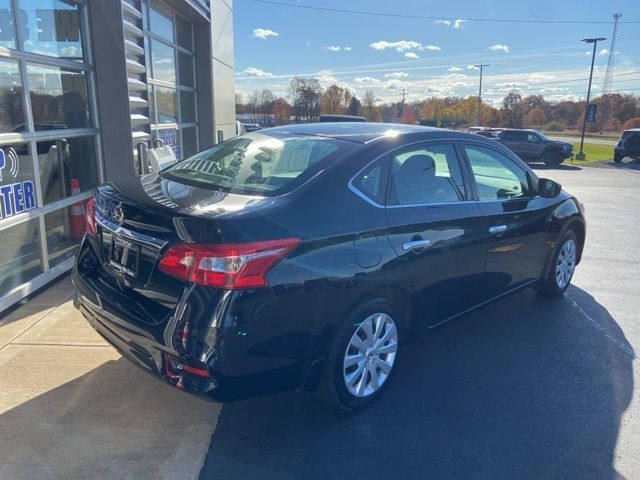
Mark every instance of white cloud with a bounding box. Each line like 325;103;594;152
252;28;279;40
528;73;556;82
315;71;338;86
446;73;468;78
453;19;466;29
405;52;419;59
467;65;480;71
354;76;381;85
447;66;462;72
384;72;409;78
370;40;422;52
243;67;273;77
383;79;407;91
434;19;466;29
424;45;442;51
327;46;351;52
599;48;609;55
488;44;510;52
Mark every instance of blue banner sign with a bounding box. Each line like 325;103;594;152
0;148;36;220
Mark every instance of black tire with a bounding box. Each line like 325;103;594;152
542;149;563;166
614;152;623;163
534;230;578;297
318;297;403;410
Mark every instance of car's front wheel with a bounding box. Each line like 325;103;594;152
614;152;624;163
543;149;563;166
319;298;402;410
535;230;578;297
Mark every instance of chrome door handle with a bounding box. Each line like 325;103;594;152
402;239;432;251
489;225;508;234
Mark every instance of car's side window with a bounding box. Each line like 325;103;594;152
388;143;465;206
526;133;541;143
464;145;530;201
351;157;388;205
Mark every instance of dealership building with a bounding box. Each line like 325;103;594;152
0;0;235;311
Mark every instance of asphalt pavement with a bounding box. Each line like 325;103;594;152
200;158;640;480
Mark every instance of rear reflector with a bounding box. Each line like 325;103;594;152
158;238;300;289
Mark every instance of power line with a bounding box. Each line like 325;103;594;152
250;0;640;24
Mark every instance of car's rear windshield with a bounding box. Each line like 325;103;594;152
161;132;357;196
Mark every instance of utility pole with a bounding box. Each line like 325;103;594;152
474;64;489;126
399;88;408;119
576;37;606;161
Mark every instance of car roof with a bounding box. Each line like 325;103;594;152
624;128;640;132
265;122;443;144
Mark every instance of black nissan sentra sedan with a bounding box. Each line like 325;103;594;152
73;123;585;409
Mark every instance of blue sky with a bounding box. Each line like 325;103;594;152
233;0;640;105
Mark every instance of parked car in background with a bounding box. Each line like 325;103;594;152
496;129;573;166
242;123;262;132
614;128;640;163
73;123;585;410
469;127;501;139
319;114;367;123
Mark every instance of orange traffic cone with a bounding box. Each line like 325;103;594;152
69;178;85;238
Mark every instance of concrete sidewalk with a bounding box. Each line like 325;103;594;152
0;276;220;480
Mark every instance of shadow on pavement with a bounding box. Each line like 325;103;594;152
200;286;634;480
0;357;220;480
601;158;640;171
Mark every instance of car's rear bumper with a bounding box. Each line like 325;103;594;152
72;236;322;402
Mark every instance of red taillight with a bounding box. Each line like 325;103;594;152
86;198;97;237
158;238;300;289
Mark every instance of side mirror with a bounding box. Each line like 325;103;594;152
538;178;562;198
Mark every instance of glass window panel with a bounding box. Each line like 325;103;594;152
148;84;156;123
0;0;17;50
19;0;84;60
0;219;42;293
181;126;197;159
153;128;180;159
149;0;174;42
26;64;90;129
179;90;195;123
0;59;26;133
38;135;98;204
0;142;37;219
151;39;175;84
155;86;176;124
45;203;86;268
389;144;465;205
177;51;194;87
464;145;530;200
175;14;192;51
143;36;151;74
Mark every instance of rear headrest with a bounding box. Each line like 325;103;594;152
399;154;436;175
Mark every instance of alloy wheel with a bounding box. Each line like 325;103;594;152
555;238;576;289
343;313;398;398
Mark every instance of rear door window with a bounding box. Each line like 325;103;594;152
388;143;466;205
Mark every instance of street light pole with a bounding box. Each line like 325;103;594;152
475;64;489;126
576;37;606;161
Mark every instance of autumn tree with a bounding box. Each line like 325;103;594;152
525;107;545;128
501;92;525;128
362;90;381;122
272;97;291;125
288;77;323;123
347;96;362;116
321;84;352;114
